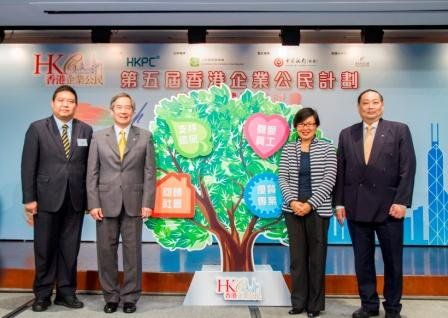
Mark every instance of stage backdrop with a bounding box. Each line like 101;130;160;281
0;44;447;249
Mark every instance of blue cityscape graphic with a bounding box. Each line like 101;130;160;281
328;124;447;246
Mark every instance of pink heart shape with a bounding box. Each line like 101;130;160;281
243;113;290;159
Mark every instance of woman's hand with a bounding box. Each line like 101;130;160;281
291;201;312;216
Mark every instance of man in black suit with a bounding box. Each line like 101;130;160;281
21;85;93;312
335;89;416;318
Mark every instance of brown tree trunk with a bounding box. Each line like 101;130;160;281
195;177;257;272
218;234;255;272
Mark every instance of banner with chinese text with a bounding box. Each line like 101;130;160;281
1;44;447;248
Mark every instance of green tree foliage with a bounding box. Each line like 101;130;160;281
145;85;300;270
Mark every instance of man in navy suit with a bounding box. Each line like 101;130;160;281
335;89;416;318
21;85;92;312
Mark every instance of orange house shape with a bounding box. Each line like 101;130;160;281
152;173;195;218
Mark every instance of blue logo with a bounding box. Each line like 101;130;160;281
126;56;160;67
244;173;283;219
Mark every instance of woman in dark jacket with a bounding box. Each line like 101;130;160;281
279;108;337;317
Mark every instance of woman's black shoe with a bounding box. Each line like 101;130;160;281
288;308;304;315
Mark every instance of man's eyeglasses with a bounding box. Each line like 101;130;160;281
297;123;316;128
114;105;133;111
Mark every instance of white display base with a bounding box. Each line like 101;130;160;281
183;265;291;306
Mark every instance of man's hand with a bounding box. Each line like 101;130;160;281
389;204;407;219
89;208;104;221
141;207;153;219
335;207;346;226
24;201;38;226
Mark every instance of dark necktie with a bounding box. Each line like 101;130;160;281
62;124;70;159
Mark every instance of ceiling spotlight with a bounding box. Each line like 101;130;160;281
280;27;300;46
188;27;207;44
91;27;111;43
361;27;384;43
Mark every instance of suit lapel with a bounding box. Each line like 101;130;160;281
69;119;79;159
350;122;365;165
124;126;139;158
368;119;387;165
46;116;67;159
105;126;120;159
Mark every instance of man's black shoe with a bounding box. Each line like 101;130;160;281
352;307;380;318
32;298;51;312
104;302;118;313
123;302;136;313
54;295;84;309
288;307;304;315
307;311;320;317
385;312;401;318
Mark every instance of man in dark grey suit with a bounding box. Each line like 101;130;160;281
335;89;416;318
87;92;156;314
21;85;92;312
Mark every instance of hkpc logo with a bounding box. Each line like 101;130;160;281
33;53;104;86
215;277;262;301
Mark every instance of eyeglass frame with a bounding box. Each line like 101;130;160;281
297;122;317;128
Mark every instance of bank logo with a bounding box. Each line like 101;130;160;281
273;58;284;67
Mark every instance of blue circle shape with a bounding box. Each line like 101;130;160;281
244;172;283;219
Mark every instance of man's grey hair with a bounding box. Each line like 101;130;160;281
109;92;136;111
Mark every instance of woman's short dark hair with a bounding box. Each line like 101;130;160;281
357;89;383;104
52;85;78;104
293;107;320;128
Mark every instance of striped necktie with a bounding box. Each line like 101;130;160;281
61;124;70;159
